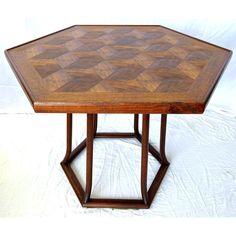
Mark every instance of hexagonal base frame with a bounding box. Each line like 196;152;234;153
61;114;169;209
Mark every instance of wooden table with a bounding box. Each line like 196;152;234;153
5;25;232;209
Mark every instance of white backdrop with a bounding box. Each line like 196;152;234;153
0;0;236;218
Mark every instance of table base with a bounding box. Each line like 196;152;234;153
61;114;169;209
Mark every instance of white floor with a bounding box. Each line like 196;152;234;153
0;110;236;217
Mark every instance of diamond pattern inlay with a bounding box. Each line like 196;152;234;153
6;24;231;114
24;26;219;92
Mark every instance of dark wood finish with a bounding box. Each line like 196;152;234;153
84;114;94;203
6;25;231;209
134;114;163;163
69;138;87;163
62;113;72;163
61;164;85;203
93;114;98;137
141;114;150;205
61;113;169;209
96;132;136;138
5;25;232;114
134;114;139;135
160;114;169;165
83;198;147;209
147;164;169;205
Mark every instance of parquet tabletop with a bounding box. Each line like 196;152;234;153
5;25;232;113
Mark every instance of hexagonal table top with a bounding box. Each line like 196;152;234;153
5;25;232;113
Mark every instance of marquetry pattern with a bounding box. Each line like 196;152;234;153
6;25;231;113
24;26;215;93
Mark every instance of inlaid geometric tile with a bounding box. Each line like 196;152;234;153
46;36;74;45
30;59;61;78
136;71;155;82
75;41;105;52
65;55;102;70
129;29;146;39
139;79;161;92
186;50;212;60
89;83;108;92
149;58;181;69
80;31;105;40
97;46;115;59
55;52;78;68
96;34;115;45
99;78;147;92
43;71;72;91
188;59;207;70
146;67;192;86
70;29;86;38
33;46;68;59
108;65;144;81
114;35;139;45
177;61;202;80
145;42;173;52
142;31;165;40
134;54;154;68
57;72;102;92
156;78;193;92
64;39;84;51
161;34;178;45
144;49;175;59
108;47;139;60
94;61;115;79
168;47;189;59
24;45;45;58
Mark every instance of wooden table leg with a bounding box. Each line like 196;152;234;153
141;114;149;205
61;113;72;163
84;114;94;203
160;114;169;165
134;114;139;136
93;114;98;137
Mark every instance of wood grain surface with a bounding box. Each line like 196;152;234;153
5;25;232;113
